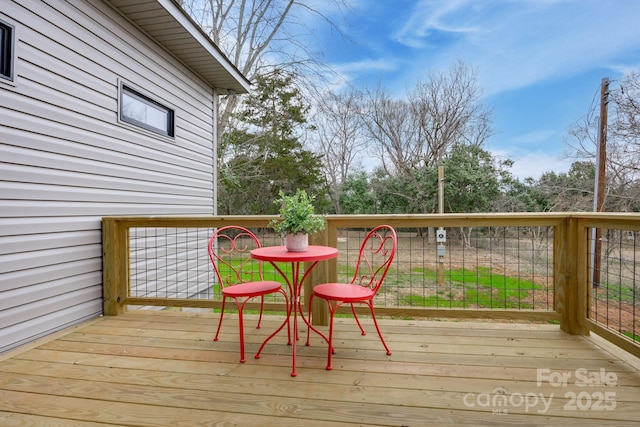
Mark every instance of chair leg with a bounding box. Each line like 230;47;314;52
256;295;264;329
326;307;336;370
351;303;366;335
283;290;292;345
305;294;314;346
236;299;246;363
306;296;335;351
214;296;227;342
368;302;391;356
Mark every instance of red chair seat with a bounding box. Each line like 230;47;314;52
221;281;282;298
312;283;374;302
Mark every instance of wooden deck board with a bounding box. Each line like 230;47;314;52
1;310;639;426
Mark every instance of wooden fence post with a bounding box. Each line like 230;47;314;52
102;218;128;316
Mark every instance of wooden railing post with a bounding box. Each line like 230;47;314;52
102;218;128;316
573;216;590;335
554;217;567;329
556;216;589;335
306;227;330;326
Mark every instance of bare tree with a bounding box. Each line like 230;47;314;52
566;69;640;211
411;60;491;164
179;0;348;139
364;61;491;172
362;84;419;175
609;71;640;180
361;61;493;213
313;89;367;213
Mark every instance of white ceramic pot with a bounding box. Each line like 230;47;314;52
285;233;308;252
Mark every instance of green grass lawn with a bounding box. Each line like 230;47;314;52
218;259;542;309
395;266;543;309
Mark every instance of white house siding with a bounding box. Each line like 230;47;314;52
0;0;228;352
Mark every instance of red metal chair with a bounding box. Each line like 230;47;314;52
307;225;397;370
208;226;290;362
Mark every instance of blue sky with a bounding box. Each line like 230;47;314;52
308;0;640;180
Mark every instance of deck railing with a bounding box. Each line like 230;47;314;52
102;213;640;358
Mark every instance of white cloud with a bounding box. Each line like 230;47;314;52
394;0;480;48
497;149;572;181
510;129;560;146
337;58;397;74
390;0;640;96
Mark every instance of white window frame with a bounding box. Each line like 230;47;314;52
0;19;15;82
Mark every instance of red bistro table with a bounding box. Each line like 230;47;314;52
250;245;339;377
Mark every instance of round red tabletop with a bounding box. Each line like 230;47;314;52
250;245;338;262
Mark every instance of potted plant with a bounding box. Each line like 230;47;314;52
269;189;326;252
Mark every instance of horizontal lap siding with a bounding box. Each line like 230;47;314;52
0;0;217;352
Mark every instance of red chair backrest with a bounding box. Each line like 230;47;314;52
208;226;265;288
351;225;397;293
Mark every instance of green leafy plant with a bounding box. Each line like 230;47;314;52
269;189;326;236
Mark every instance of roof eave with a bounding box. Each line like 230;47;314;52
106;0;251;94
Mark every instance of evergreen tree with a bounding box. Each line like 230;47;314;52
218;71;327;214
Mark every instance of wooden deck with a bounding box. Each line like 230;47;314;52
1;310;639;426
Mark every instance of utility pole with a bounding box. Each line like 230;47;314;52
592;77;609;288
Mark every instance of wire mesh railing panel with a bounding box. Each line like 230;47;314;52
130;227;214;300
130;227;284;303
588;228;640;343
336;226;554;311
128;225;554;311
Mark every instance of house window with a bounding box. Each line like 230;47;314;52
120;84;174;137
0;20;14;81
